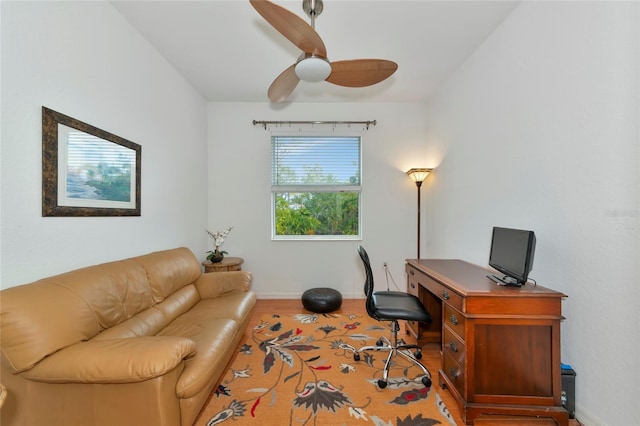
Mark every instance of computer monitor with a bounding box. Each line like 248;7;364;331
488;226;536;286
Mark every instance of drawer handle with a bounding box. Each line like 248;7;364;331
409;269;415;275
410;283;416;289
449;341;458;352
449;367;460;380
449;314;458;325
442;290;450;300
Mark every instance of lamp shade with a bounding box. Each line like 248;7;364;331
406;168;433;184
295;56;332;82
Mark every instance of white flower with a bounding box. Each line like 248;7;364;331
206;226;233;250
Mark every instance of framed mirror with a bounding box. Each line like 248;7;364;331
42;107;141;216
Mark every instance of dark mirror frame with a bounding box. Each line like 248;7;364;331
42;107;141;216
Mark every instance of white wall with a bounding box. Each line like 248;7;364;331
1;1;208;288
207;102;433;298
422;2;639;425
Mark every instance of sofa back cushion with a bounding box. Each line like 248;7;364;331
129;247;201;304
0;259;152;373
93;285;201;341
53;260;154;328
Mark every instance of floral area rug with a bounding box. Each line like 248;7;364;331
195;312;457;426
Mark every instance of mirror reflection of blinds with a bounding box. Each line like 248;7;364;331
271;136;361;187
66;131;135;172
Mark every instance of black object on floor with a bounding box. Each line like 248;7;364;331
302;287;343;313
561;363;576;419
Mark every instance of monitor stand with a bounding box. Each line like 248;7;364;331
487;274;522;287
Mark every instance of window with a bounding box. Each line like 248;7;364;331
271;135;361;239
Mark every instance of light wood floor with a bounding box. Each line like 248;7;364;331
248;299;581;426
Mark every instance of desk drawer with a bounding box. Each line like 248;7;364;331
408;267;463;311
443;304;466;338
443;350;465;397
406;280;421;338
408;280;420;297
443;326;466;366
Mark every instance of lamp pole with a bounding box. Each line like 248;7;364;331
406;168;433;259
416;180;423;258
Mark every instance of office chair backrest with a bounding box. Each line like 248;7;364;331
357;246;377;320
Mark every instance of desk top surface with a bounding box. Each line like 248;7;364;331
406;258;567;298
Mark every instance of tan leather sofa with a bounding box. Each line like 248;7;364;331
0;247;256;426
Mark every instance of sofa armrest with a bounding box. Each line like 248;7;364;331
23;336;196;384
195;271;252;299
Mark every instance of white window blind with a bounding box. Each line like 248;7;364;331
271;136;361;188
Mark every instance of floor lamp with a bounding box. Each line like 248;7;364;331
406;168;433;258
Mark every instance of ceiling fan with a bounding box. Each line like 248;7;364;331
250;0;398;103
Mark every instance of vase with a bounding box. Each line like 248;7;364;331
209;251;224;263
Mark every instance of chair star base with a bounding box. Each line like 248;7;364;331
353;319;432;389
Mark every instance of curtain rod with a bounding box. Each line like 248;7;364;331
252;120;377;130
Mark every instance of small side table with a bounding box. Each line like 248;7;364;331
202;257;244;273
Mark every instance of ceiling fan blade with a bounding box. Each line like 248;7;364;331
326;59;398;87
268;64;300;103
250;0;327;57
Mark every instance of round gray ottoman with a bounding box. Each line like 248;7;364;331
302;287;343;313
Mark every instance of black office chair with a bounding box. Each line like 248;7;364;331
354;245;432;389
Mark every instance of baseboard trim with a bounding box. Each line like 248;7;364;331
574;404;607;426
255;292;363;300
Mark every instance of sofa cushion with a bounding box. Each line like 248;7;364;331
1;281;101;373
129;248;201;304
48;260;154;328
94;285;201;340
92;307;167;340
185;292;257;324
153;284;200;321
195;271;253;299
159;316;238;398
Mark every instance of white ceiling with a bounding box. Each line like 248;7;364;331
111;0;520;103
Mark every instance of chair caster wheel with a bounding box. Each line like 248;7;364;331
353;353;360;361
377;380;387;389
376;339;384;346
414;350;422;360
422;376;432;387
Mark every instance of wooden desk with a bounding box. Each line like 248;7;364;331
406;259;568;426
202;257;243;273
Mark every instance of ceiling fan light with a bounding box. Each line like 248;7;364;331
295;56;331;82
